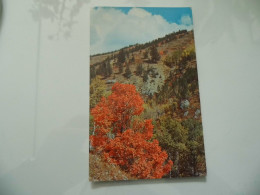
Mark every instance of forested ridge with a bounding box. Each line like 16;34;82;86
89;30;206;181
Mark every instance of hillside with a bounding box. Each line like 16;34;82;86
90;30;201;122
89;29;206;180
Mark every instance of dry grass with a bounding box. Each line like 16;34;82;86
89;153;136;182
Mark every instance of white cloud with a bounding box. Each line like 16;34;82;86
90;8;193;55
181;15;192;26
128;8;152;18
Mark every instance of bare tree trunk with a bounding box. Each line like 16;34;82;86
92;122;96;135
175;151;180;176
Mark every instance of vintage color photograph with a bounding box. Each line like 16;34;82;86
89;7;206;181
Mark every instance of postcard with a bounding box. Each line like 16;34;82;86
89;7;206;181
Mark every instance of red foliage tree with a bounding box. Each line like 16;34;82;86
90;83;173;179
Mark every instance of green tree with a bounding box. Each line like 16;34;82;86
124;63;132;78
149;46;160;63
143;50;148;59
143;70;148;82
136;64;143;76
118;49;126;73
106;61;112;77
90;66;96;79
179;78;189;99
118;49;125;64
164;49;182;68
130;55;135;63
118;62;123;73
172;49;182;66
163;55;173;67
96;62;108;77
181;46;196;63
90;77;107;108
155;116;188;177
182;119;206;176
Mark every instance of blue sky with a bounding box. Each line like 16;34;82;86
91;7;194;55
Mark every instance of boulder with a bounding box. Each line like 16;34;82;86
194;109;201;119
106;79;117;84
195;109;201;116
180;99;190;110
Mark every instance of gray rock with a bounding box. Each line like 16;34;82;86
195;109;201;116
106;79;117;84
89;141;94;151
180;99;190;110
184;111;189;116
108;132;115;139
194;109;201;119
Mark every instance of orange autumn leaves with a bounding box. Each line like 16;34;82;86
90;83;173;179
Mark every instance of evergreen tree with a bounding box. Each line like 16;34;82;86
96;63;106;77
149;45;160;63
130;55;135;63
143;50;148;59
136;64;143;76
118;62;123;73
106;61;112;77
124;63;131;78
90;66;96;79
102;62;108;77
143;70;148;82
95;65;102;76
118;49;126;64
118;49;126;73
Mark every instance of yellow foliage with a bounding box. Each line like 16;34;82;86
90;76;107;108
